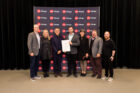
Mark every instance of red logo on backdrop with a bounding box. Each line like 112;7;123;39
50;16;54;20
62;29;66;33
50;22;53;26
63;35;66;39
62;60;66;64
39;66;42;71
87;60;90;64
50;35;53;38
75;23;78;27
62;54;66;58
62;16;66;20
87;29;90;33
39;61;42;64
50;29;53;33
87;22;90;26
51;60;53;64
75;16;78;20
75;10;78;14
50;10;54;13
75;29;78;33
87;66;90;70
62;10;66;14
87;10;91;13
86;35;90;39
37;22;41;26
76;66;79;69
63;66;66;70
37;9;40;13
62;23;66;26
87;16;90;20
51;66;53;70
37;16;40;20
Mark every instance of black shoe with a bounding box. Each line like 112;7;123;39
73;74;78;78
67;73;72;77
81;73;84;76
83;73;87;77
58;73;63;77
91;74;97;77
97;75;101;79
54;74;58;77
43;72;49;77
44;74;49;78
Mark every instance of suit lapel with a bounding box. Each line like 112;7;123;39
89;37;91;46
71;34;75;42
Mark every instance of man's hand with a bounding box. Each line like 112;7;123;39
57;50;61;54
85;53;89;58
30;53;34;56
69;41;72;45
110;56;114;61
96;53;101;58
63;51;66;53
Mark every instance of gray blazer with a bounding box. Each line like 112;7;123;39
65;33;80;54
27;32;40;56
89;36;103;58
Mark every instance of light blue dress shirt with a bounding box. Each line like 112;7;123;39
68;33;74;41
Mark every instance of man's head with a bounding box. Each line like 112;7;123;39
92;30;98;38
54;28;60;36
68;26;74;34
34;24;39;33
104;31;110;40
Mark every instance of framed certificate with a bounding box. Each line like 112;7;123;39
61;40;70;52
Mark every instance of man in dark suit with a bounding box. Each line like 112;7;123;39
51;28;63;77
27;24;41;81
65;26;80;77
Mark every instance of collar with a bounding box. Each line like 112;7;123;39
69;33;74;36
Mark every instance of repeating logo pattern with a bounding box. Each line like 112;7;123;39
34;7;100;72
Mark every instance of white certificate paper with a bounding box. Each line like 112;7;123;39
61;40;70;52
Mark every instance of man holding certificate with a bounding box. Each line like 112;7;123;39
64;26;80;77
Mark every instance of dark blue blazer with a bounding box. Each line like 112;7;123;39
51;33;63;55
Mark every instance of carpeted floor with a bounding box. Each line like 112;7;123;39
0;69;140;93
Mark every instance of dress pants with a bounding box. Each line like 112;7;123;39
67;54;77;75
90;56;102;76
30;54;40;78
42;59;50;74
103;57;113;77
53;54;62;74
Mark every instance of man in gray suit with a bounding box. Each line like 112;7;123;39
27;24;41;81
65;26;80;77
89;30;103;79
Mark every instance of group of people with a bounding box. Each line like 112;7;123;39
27;24;116;82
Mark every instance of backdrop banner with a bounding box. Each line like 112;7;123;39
34;7;100;72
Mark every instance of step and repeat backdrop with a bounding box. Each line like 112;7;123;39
33;7;100;72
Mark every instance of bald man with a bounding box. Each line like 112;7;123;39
102;31;116;82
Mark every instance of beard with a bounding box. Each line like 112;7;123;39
105;37;109;40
